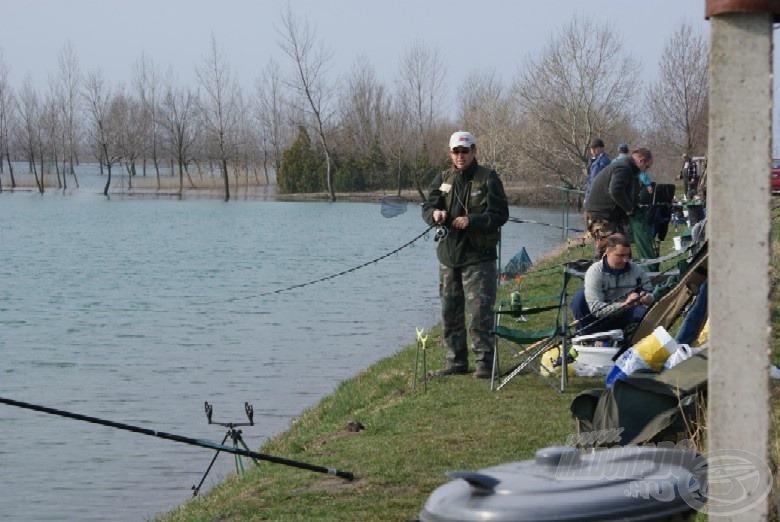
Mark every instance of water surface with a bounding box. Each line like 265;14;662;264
0;189;581;521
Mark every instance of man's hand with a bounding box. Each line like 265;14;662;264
623;290;651;308
622;292;640;308
452;216;470;230
433;210;448;225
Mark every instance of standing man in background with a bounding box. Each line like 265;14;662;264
584;138;611;204
613;143;630;163
584;147;654;257
680;154;697;199
422;131;509;379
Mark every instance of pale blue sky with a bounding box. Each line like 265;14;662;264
2;0;710;96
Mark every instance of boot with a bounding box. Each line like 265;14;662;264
432;365;469;377
472;364;493;379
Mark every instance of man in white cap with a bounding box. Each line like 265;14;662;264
422;131;509;378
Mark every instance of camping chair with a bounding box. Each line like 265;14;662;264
491;260;587;392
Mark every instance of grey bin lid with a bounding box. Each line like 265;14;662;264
419;445;702;522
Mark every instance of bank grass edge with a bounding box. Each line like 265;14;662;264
158;231;780;522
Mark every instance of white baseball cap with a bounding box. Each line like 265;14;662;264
449;131;475;150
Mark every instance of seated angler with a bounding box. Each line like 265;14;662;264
571;233;654;336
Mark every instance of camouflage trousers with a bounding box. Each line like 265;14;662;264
584;213;630;257
439;260;497;370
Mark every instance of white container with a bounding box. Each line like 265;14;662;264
574;346;619;375
571;330;623;376
673;236;682;250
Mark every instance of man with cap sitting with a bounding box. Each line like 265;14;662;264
584;138;610;204
422;131;509;378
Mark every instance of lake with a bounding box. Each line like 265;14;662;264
0;178;582;521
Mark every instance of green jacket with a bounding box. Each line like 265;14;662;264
422;161;509;268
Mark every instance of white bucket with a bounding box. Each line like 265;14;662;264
571;330;623;376
573;346;619;376
673;236;682;250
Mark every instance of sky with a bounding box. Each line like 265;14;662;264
2;0;712;104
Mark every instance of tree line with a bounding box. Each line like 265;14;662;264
0;10;708;203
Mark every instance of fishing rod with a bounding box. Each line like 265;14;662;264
380;195;587;233
507;216;585;234
567;244;700;334
0;396;355;481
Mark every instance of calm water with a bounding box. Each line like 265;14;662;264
0;182;581;521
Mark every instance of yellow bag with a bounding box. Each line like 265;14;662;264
632;326;680;372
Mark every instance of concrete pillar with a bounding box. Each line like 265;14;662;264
707;11;773;522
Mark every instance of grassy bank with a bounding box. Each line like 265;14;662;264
158;231;780;522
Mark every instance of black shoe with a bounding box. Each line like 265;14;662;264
472;365;493;379
432;366;469;377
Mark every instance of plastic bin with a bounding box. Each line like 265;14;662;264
419;445;702;521
571;330;623;377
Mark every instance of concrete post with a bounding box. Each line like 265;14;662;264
707;12;772;521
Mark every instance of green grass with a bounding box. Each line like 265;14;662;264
157;231;780;522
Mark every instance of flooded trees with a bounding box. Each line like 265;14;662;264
82;70;122;196
196;34;240;202
277;5;335;201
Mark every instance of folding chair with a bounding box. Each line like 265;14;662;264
490;261;585;392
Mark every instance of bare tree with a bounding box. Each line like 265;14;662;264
277;5;336;200
113;87;145;188
337;55;392;188
0;47;17;188
159;79;198;194
83;70;122;196
645;21;709;157
512;16;640;191
43;82;64;188
396;40;446;198
17;76;43;192
339;56;388;155
254;59;291;186
382;98;412;195
232;89;257;193
457;70;518;179
196;34;240;201
57;41;81;187
133;52;163;180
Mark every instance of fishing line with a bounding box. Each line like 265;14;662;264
0;396;355;480
226;227;433;302
506;216;585;234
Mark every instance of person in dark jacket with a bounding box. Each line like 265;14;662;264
422;131;509;379
584;147;653;257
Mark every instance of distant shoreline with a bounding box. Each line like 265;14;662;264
0;178;564;207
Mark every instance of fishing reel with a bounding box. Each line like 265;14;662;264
434;226;449;242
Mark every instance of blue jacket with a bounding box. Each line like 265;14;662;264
584;152;610;202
